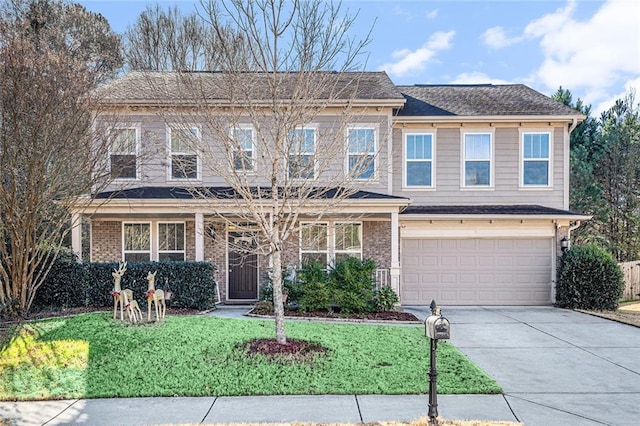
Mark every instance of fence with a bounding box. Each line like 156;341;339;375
618;261;640;300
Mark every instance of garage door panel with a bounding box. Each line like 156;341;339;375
401;238;552;306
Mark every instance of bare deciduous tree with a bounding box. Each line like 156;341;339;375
0;0;122;317
125;0;381;344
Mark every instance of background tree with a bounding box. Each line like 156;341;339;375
0;0;122;317
126;0;374;344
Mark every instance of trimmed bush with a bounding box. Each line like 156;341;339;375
373;285;399;312
556;245;624;310
297;262;331;312
329;257;377;314
259;266;299;304
35;261;217;311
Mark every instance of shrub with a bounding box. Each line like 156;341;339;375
329;257;377;314
373;285;399;312
259;266;299;304
296;262;331;312
252;300;274;315
556;245;624;310
35;261;217;311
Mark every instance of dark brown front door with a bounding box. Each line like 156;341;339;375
228;232;258;300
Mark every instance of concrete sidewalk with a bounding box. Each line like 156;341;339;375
2;306;639;425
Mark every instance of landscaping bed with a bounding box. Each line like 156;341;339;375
0;313;501;400
581;301;640;328
248;306;420;323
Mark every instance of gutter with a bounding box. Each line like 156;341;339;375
568;117;579;134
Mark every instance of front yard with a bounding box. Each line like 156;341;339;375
0;313;501;400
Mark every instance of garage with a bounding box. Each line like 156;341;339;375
401;238;553;305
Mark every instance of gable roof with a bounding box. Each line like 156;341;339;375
396;84;583;117
94;71;405;106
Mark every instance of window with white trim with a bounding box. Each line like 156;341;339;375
123;223;151;262
169;126;199;180
288;127;316;179
405;133;434;187
463;133;491;186
347;127;376;180
300;223;327;265
300;222;362;266
231;127;254;171
522;132;551;186
109;128;137;180
158;222;185;261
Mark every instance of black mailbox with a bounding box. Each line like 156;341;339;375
425;315;451;340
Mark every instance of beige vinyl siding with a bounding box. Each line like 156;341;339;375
393;125;566;208
101;112;393;193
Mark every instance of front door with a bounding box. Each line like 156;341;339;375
228;232;258;300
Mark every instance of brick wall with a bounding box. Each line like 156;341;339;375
91;221;121;262
185;221;195;261
204;222;227;302
363;220;391;268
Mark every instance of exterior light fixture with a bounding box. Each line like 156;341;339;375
560;237;570;253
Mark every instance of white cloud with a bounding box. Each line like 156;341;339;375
379;31;455;77
425;9;438;20
450;72;512;85
524;0;640;108
480;26;523;49
593;77;640;115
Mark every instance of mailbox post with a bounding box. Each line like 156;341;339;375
424;300;450;424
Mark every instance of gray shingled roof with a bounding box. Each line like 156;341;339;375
402;205;585;216
94;71;405;104
397;84;582;117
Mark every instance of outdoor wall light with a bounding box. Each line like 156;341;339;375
560;237;570;253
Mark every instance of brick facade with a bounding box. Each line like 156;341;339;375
204;222;228;302
91;221;121;262
363;221;392;269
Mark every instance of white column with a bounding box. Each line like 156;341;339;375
390;211;401;300
195;213;204;261
71;213;82;262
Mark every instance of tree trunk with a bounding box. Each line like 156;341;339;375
271;248;287;344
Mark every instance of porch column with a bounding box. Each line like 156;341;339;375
195;213;204;262
71;213;82;262
390;211;401;299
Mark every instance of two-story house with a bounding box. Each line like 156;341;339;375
71;71;587;306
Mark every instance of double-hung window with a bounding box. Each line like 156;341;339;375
300;223;328;265
288;127;316;180
463;133;492;187
169;126;199;180
123;223;151;262
405;133;434;187
347;127;376;180
300;222;362;266
110;128;137;180
231;127;255;172
158;222;185;261
522;132;551;186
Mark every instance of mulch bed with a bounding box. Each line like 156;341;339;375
282;309;420;322
243;337;329;362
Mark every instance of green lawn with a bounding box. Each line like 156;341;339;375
0;313;501;400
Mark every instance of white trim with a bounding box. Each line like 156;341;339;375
519;128;553;189
460;128;495;189
157;221;186;261
109;125;141;181
195;213;204;262
122;221;152;262
400;220;557;239
166;124;202;182
346;124;378;182
403;130;436;189
226;228;260;301
299;221;363;266
71;213;82;261
230;125;256;174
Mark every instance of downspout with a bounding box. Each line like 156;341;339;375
568;117;578;135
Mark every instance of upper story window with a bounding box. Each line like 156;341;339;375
169;126;199;180
288;127;316;180
463;133;492;187
231;127;255;172
405;133;434;188
110;128;138;180
347;127;376;180
158;222;185;261
123;222;151;262
522;132;551;186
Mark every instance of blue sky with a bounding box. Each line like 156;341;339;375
79;0;639;115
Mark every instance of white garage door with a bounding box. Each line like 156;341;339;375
401;238;553;305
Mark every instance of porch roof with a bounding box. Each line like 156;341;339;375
401;204;591;220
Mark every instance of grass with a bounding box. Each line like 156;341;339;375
0;313;501;400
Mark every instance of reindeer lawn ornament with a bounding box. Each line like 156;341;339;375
146;271;166;321
111;261;134;321
122;288;143;324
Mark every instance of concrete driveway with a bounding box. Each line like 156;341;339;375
405;306;640;426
